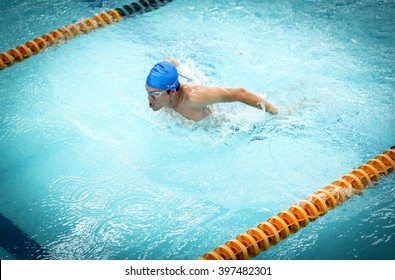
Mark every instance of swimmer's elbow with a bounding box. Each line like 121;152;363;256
237;88;248;100
228;88;248;103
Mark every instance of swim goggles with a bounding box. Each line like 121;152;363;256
146;89;167;97
146;77;179;97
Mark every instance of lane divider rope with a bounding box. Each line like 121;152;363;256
0;0;172;70
199;147;395;260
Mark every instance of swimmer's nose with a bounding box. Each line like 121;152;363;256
148;95;155;108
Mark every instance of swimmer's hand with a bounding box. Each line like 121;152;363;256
267;104;279;114
258;99;278;115
164;57;180;67
164;57;194;82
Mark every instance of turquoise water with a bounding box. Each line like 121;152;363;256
0;0;394;260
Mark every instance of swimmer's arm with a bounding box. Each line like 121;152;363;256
255;96;278;114
199;87;278;114
164;57;180;67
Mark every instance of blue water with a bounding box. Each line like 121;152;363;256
0;0;394;260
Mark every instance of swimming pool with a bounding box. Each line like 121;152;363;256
0;0;394;260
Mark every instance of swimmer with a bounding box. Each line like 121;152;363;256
145;57;278;122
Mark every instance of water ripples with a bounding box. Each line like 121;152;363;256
1;0;394;261
43;175;220;259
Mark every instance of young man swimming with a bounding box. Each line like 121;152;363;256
145;57;278;122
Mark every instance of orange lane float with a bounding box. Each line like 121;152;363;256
0;0;172;70
200;147;395;260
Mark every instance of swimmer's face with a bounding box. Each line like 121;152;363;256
145;85;169;111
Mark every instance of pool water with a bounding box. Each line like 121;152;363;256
0;0;394;260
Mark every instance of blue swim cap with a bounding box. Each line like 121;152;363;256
146;61;179;90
